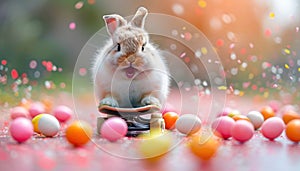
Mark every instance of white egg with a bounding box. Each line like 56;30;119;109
175;114;201;135
247;111;264;130
36;114;60;137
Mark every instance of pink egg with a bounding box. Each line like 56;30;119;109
261;117;285;140
231;120;254;143
53;105;73;122
10;106;29;119
212;116;235;139
10;117;33;143
100;117;128;142
29;102;45;118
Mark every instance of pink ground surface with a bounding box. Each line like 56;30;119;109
0;91;299;171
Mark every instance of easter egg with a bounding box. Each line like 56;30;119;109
282;110;300;125
10;118;33;143
231;120;254;143
232;115;250;122
285;119;300;142
53;105;73;122
138;132;172;159
260;106;275;120
29;102;46;118
247;111;264;130
10;106;29;119
189;134;220;160
32;114;60;137
163;112;179;130
212;116;235;139
100;117;127;142
66;120;93;146
175;114;201;135
261;117;285;140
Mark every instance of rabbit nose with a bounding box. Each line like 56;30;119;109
127;55;136;63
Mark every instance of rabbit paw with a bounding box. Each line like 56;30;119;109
100;97;119;107
141;96;161;108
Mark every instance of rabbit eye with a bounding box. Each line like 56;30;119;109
117;43;121;52
141;43;146;51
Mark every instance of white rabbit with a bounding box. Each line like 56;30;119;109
92;7;170;108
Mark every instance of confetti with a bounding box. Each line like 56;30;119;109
216;39;224;47
11;69;19;79
265;29;272;37
198;0;207;8
283;48;291;55
269;12;275;19
1;59;7;65
69;22;76;30
75;1;84;9
29;60;37;69
285;64;290;69
201;47;208;55
87;0;95;4
79;68;87;76
222;14;232;24
172;3;184;15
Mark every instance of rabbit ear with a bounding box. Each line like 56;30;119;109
130;7;148;28
103;14;127;36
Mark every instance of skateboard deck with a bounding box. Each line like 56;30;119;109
98;105;160;117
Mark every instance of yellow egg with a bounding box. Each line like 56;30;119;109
138;131;172;159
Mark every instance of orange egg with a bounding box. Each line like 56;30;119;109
189;134;220;160
163;112;179;130
285;119;300;142
260;106;275;120
66;120;93;147
282;111;300;125
232;115;251;122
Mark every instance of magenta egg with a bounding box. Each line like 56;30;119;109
29;102;45;118
100;117;128;142
261;117;285;140
10;118;33;143
231;120;254;143
53;105;73;122
10;106;29;119
212;116;235;139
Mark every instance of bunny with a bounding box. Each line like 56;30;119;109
92;7;170;109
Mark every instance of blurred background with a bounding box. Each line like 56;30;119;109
1;0;300;103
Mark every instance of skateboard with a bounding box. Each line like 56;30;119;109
97;105;165;136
